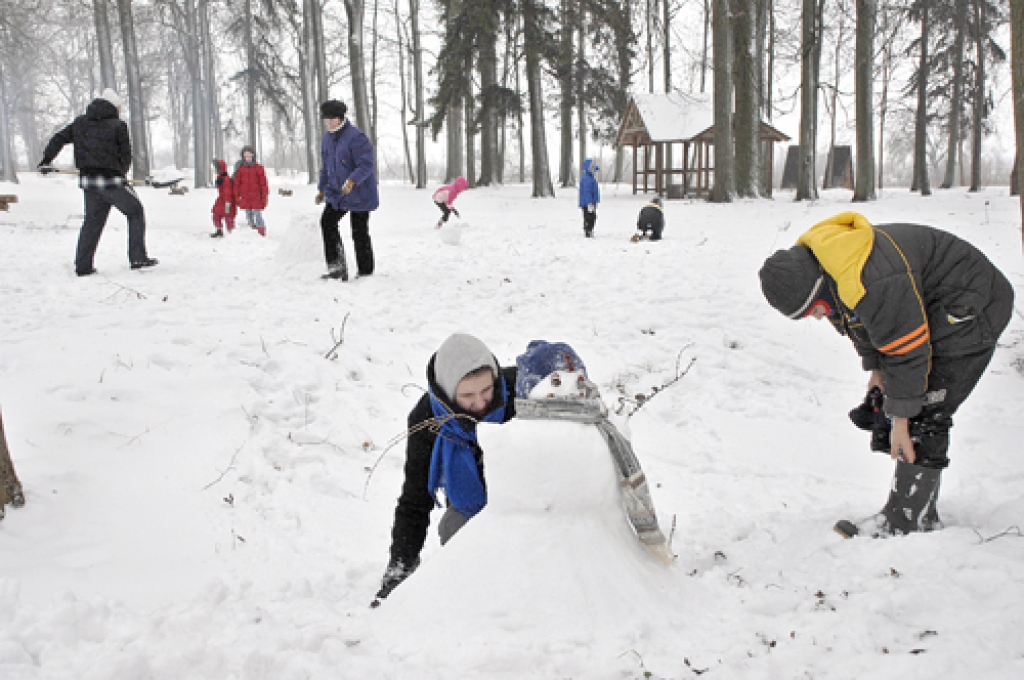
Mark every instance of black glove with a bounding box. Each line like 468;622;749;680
371;556;420;606
451;207;460;218
38;162;57;175
849;387;891;452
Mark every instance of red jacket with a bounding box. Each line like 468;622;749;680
234;162;269;210
211;160;238;217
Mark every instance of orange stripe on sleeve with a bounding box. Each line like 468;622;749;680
878;323;929;355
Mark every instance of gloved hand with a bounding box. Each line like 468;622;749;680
587;203;596;213
315;191;324;205
38;162;56;175
451;207;460;218
371;556;420;606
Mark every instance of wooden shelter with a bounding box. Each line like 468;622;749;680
615;92;790;198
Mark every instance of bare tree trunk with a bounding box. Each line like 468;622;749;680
969;0;984;192
344;0;372;134
300;0;319;184
877;7;896;190
199;0;222;162
758;0;772;194
524;0;554;197
853;0;876;201
245;0;258;146
478;26;499;186
116;0;150;180
913;0;931;195
940;1;965;188
558;0;575;187
823;16;843;190
796;0;818;200
179;0;210;188
733;0;759;198
465;52;476;186
711;0;734;202
1011;0;1024;248
578;5;588;179
93;0;118;90
0;64;18;184
613;0;635;182
311;0;329;104
647;0;656;92
701;0;711;92
662;0;671;177
0;410;25;520
409;0;427;187
395;0;414;184
370;0;380;170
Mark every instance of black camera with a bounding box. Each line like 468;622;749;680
849;386;891;453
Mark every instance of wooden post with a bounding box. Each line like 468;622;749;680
0;409;25;520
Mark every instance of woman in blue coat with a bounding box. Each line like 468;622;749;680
578;158;600;238
315;100;379;280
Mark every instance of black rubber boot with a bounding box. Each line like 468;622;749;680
835;460;942;538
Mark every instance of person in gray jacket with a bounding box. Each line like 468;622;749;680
759;212;1014;538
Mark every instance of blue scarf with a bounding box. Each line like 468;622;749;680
426;375;507;519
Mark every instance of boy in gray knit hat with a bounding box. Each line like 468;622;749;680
759;212;1013;539
374;333;517;605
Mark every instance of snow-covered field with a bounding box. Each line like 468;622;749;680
1;171;1022;679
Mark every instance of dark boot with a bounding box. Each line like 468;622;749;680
835;460;942;538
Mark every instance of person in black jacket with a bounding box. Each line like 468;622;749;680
39;89;157;276
759;212;1014;538
634;197;665;241
374;333;517;604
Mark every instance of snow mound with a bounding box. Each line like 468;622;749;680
275;207;324;263
372;418;680;668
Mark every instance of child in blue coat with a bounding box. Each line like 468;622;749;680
578;159;600;238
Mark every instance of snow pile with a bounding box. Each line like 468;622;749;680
372;418;682;675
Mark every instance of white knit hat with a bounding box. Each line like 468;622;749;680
99;88;126;111
433;334;498;402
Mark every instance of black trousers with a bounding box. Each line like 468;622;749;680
79;185;148;272
435;201;452;223
910;348;998;469
582;207;597;235
321;205;374;276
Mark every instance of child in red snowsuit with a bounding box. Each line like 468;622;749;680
210;159;238;238
233;145;269;236
432;176;468;228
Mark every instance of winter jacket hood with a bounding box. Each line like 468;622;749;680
795;211;874;309
583;158;598;175
432;176;469;206
86;98;120;122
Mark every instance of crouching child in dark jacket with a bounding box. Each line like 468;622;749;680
759;212;1014;539
373;333;517;605
633;197;665;241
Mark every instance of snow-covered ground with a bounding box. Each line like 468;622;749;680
1;171;1022;679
